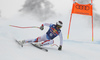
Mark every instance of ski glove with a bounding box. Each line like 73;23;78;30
58;45;62;51
40;24;44;30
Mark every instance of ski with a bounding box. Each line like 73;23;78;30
15;40;23;47
31;43;48;52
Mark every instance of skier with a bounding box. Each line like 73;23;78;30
19;21;63;50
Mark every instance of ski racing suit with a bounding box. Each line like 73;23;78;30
25;23;63;46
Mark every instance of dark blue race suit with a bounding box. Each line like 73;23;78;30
46;24;61;40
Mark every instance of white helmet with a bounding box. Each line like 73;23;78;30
56;21;63;27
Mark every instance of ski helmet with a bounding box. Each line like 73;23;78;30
56;21;63;28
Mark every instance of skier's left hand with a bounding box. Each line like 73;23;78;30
40;24;44;30
58;45;62;51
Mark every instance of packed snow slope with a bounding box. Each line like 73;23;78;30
0;0;100;60
0;14;100;60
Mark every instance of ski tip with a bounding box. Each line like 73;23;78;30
15;39;23;47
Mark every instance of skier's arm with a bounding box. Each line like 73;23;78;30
58;32;63;50
40;23;52;30
42;23;52;27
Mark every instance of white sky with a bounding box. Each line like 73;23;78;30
0;0;25;18
0;0;100;18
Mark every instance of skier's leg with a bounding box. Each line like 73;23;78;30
24;34;47;43
41;40;54;46
24;37;41;43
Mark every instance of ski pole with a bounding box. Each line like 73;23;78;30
51;44;58;47
9;25;40;29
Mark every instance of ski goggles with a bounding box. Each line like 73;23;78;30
56;25;62;28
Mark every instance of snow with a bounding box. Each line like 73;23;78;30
0;0;100;60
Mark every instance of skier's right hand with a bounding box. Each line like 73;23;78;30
40;24;44;30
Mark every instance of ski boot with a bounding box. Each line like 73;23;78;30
18;40;25;45
35;42;43;47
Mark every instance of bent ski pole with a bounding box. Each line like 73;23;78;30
9;25;40;29
51;44;58;47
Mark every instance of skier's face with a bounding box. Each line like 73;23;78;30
56;25;62;29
